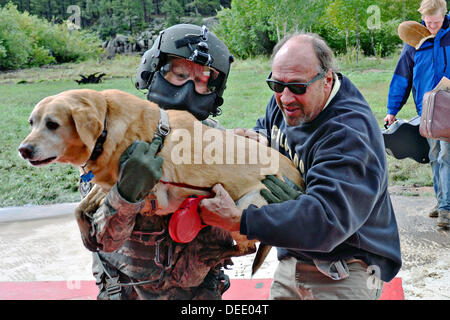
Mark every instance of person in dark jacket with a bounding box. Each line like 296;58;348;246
384;0;450;227
79;24;235;300
199;32;402;300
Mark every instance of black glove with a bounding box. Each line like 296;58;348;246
260;175;304;204
117;137;163;203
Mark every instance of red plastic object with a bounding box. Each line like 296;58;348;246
169;195;210;243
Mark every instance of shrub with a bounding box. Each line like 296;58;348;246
0;3;102;70
359;20;402;57
215;1;408;59
213;0;275;59
314;24;348;56
0;4;33;69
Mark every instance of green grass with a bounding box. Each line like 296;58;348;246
220;57;273;128
0;53;433;207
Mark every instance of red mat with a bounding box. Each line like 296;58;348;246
0;278;403;300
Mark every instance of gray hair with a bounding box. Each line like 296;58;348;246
271;32;338;73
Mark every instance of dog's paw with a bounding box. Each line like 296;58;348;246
78;184;107;214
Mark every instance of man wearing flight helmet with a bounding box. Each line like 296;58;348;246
136;24;232;121
78;24;235;300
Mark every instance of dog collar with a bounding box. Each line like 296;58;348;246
80;116;108;185
90;117;108;161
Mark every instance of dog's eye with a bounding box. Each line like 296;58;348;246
46;121;59;130
28;119;33;126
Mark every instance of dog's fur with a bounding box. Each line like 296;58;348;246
19;89;304;274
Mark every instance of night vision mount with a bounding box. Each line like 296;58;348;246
175;25;213;67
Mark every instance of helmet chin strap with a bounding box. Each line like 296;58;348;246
147;71;220;121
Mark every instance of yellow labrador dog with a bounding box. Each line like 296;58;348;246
18;89;304;274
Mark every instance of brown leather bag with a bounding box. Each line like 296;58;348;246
420;89;450;143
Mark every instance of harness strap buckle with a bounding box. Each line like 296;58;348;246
153;235;174;271
157;123;170;137
130;227;165;245
105;276;121;296
153;236;165;267
156;109;170;139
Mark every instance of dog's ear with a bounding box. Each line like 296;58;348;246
70;91;107;152
72;108;102;151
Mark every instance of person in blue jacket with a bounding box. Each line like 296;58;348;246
200;32;402;300
384;0;450;228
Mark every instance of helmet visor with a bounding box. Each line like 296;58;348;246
160;55;221;95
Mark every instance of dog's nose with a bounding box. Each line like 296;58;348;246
18;144;34;159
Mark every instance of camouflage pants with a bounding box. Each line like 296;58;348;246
93;253;230;300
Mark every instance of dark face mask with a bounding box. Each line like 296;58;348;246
147;71;222;121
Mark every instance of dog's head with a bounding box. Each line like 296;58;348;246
18;89;107;167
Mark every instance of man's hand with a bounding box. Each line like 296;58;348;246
117;137;163;203
233;128;268;146
260;175;303;204
199;184;242;232
383;114;396;127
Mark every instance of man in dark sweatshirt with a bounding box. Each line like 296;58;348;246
200;33;402;300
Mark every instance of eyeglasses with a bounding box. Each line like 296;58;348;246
266;71;326;95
